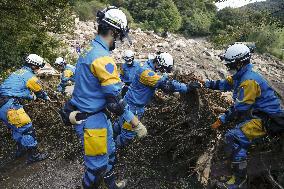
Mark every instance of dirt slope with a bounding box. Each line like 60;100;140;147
0;19;284;189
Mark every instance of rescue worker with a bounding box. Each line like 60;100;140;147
204;43;284;189
120;50;140;96
0;54;50;164
114;52;201;148
54;57;76;94
60;6;146;189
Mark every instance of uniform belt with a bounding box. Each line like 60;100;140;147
75;109;110;121
0;96;10;108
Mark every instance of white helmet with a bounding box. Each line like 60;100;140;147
97;6;131;44
155;52;174;73
54;57;66;66
123;50;134;64
224;44;251;68
25;54;45;68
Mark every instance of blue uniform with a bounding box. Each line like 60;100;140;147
120;60;140;85
206;63;283;162
114;59;188;148
70;36;135;188
57;64;76;92
0;66;49;150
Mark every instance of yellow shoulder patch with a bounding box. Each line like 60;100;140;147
26;76;42;92
90;56;120;86
64;70;74;78
239;80;261;104
139;70;161;87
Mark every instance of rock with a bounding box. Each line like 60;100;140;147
156;42;170;48
38;63;59;76
75;17;79;25
203;50;213;57
135;28;142;33
173;39;187;48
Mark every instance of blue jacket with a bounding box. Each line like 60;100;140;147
206;63;283;123
120;60;140;85
70;36;133;122
71;36;122;113
0;66;48;100
58;64;76;92
125;59;188;108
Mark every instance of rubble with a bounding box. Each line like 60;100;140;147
0;18;284;189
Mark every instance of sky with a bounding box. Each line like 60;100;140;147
215;0;267;10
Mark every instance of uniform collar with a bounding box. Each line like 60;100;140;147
92;35;110;51
22;66;34;73
147;59;155;71
233;63;253;80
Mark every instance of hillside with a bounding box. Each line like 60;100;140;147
243;0;284;24
0;18;284;188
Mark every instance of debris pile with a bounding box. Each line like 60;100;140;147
0;18;284;188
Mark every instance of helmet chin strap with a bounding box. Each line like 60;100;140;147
228;69;237;75
227;61;249;75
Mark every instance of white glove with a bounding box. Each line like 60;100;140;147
134;122;147;138
31;94;37;100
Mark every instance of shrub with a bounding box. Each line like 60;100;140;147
74;0;106;21
0;0;73;71
124;0;182;32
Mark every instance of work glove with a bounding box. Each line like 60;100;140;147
134;122;147;138
31;94;37;101
187;81;201;92
211;118;222;129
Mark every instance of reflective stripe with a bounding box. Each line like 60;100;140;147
90;56;120;86
122;121;134;131
226;76;234;86
26;76;42;92
139;69;161;87
63;70;74;78
241;119;266;141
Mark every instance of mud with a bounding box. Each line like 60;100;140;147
0;75;224;188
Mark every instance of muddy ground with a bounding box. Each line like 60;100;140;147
1;27;284;188
0;74;283;189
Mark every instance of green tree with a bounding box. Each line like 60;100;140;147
210;7;284;60
74;0;106;21
124;0;182;32
0;0;73;71
173;0;217;36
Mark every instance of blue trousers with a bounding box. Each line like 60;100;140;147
114;104;145;148
74;112;116;188
225;118;265;162
0;99;37;149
